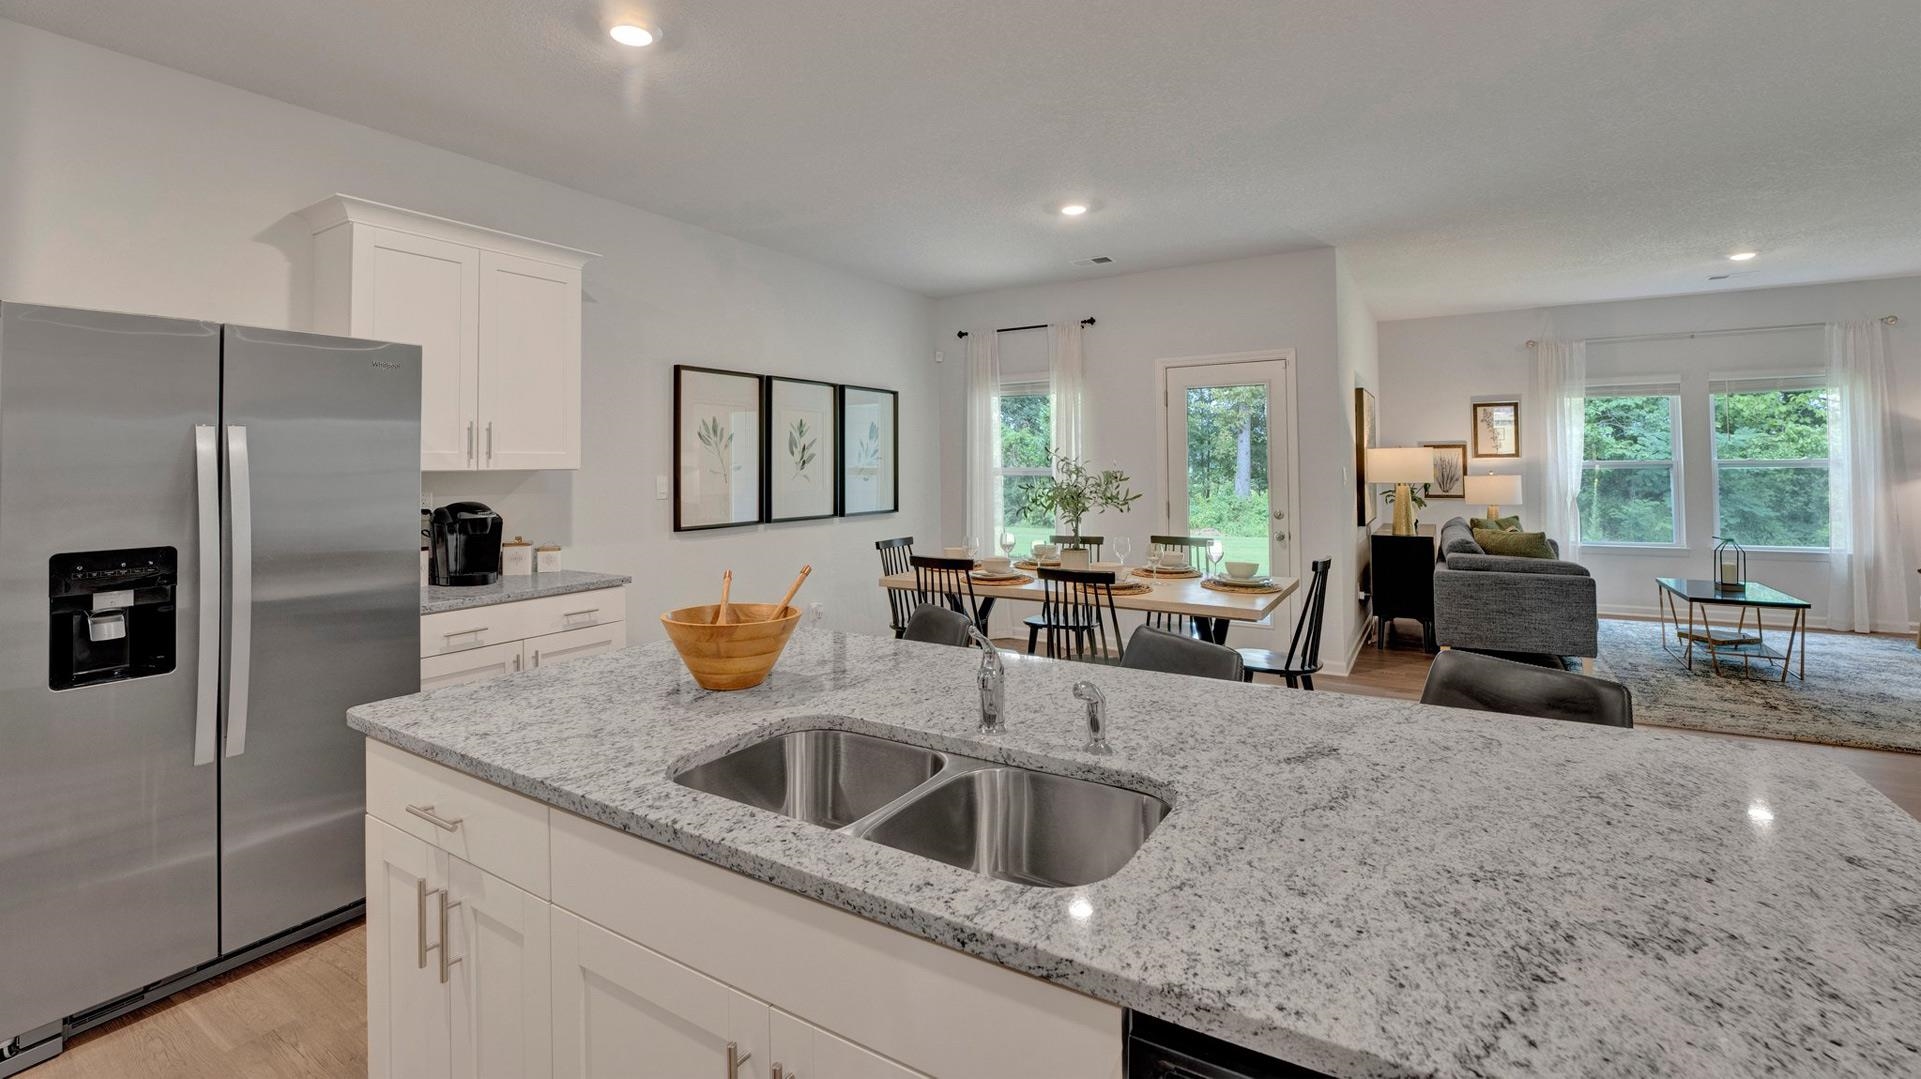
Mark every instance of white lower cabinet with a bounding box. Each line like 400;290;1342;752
419;586;627;689
551;908;770;1079
367;745;1121;1079
366;815;551;1079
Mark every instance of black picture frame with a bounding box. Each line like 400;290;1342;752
837;384;899;517
762;376;840;523
673;365;765;532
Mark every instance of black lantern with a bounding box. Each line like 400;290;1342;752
1711;536;1747;592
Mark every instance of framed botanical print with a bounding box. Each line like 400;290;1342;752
1354;387;1378;526
764;376;838;523
1421;441;1468;499
1472;400;1520;458
838;384;899;516
673;365;764;531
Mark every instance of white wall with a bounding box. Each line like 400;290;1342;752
932;248;1382;671
1379;277;1921;632
0;18;937;638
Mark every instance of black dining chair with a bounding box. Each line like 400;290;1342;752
1024;534;1107;652
910;554;987;634
1119;626;1244;681
901;603;975;647
1144;534;1216;640
876;536;915;637
1050;533;1104;561
1035;567;1125;663
1419;650;1634;728
1239;558;1332;688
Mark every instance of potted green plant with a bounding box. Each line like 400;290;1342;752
1019;450;1143;545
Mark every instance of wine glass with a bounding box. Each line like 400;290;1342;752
998;531;1016;559
1146;545;1164;575
964;535;980;560
1113;536;1132;567
1206;540;1225;578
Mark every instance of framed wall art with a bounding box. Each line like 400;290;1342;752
1421;441;1468;499
1354;386;1378;526
1472;400;1520;458
764;376;839;523
839;384;899;516
673;365;764;531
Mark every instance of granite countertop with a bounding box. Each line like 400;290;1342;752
419;569;632;615
347;632;1921;1077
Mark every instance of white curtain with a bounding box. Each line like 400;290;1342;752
1826;321;1908;633
1532;338;1587;562
1049;322;1084;464
964;332;1001;547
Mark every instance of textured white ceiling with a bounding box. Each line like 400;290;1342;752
4;0;1919;318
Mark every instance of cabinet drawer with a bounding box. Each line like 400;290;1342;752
517;588;625;639
366;739;550;898
420;640;523;690
526;622;625;670
421;603;538;658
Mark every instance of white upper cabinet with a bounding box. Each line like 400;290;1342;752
301;195;595;471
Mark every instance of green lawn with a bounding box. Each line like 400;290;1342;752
993;524;1269;574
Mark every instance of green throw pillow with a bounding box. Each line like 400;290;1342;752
1472;528;1556;558
1469;515;1522;532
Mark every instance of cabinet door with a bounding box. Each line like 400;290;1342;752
551;908;768;1079
478;251;581;470
420;641;524;690
367;817;452;1079
525;622;625;670
353;226;480;471
448;856;551;1079
770;1009;924;1079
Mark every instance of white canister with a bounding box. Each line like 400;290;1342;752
502;536;534;576
535;544;562;573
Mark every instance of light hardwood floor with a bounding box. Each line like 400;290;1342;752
36;627;1919;1076
31;921;365;1079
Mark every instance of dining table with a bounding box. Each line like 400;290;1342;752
878;566;1299;645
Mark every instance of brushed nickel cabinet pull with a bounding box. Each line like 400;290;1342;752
415;877;430;970
406;804;463;831
725;1042;752;1078
437;888;463;984
772;1065;790;1079
486;421;494;462
444;626;488;641
563;607;599;621
467;420;475;462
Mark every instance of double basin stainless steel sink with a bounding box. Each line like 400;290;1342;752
673;729;1169;888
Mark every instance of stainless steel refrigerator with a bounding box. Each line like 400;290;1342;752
0;302;420;1072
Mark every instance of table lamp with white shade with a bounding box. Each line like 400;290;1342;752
1464;473;1523;521
1365;446;1435;536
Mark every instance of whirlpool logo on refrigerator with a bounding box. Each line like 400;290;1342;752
369;359;404;370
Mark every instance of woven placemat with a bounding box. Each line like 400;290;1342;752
972;571;1035;585
1014;559;1063;571
1132;566;1202;580
1108;581;1153;596
1201;577;1286;595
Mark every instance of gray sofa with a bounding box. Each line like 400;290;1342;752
1432;517;1598;660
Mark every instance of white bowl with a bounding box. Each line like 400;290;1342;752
1225;561;1259;579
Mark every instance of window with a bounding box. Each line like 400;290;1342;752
1579;390;1680;545
995;380;1053;549
1710;377;1833;549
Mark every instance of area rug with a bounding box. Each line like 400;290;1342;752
1595;618;1921;754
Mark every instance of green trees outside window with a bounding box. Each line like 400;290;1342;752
1579;394;1678;544
1712;388;1832;548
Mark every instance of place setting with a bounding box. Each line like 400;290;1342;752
1203;559;1287;595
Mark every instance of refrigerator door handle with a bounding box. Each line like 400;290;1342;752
194;425;221;766
224;424;254;758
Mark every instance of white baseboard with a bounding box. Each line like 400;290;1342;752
1325;622;1368;677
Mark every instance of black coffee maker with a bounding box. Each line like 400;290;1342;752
429;502;504;586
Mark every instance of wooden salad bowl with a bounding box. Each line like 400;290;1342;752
660;603;801;691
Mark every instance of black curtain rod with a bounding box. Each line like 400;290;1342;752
956;317;1094;340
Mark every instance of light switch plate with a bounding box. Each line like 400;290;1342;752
655;475;669;500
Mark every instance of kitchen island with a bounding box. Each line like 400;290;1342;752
348;630;1921;1077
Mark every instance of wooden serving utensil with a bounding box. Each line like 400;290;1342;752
773;564;812;617
715;570;735;625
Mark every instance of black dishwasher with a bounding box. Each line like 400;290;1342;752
1127;1011;1333;1078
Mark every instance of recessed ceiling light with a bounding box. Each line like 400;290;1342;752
1059;203;1089;217
1727;251;1758;261
609;24;659;47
